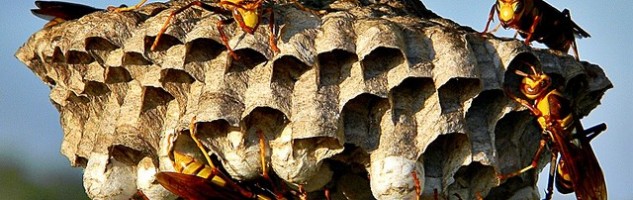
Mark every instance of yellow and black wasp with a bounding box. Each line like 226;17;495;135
483;0;591;60
501;59;607;200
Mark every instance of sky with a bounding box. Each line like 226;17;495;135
1;0;631;199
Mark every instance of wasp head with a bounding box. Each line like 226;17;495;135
516;65;551;99
496;0;525;28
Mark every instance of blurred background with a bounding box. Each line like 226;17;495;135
1;0;631;199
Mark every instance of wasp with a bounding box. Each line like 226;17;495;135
501;62;607;199
156;121;298;200
31;1;120;27
482;0;591;61
150;0;281;60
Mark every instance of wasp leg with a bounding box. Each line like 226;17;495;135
44;18;66;28
411;171;421;200
544;150;558;200
481;3;496;35
287;0;326;15
216;18;240;60
513;31;519;39
487;23;502;34
570;39;580;61
499;137;548;180
151;1;233;52
582;123;607;142
189;116;215;169
524;15;541;46
188;117;238;192
256;130;286;199
110;0;147;12
264;7;280;53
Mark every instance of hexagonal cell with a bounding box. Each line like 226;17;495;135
447;162;496;199
122;52;152;66
227;48;268;73
317;50;358;86
105;67;133;84
339;93;389;152
362;47;404;79
160;68;195;84
422;133;470;197
272;55;312;83
141;86;175;113
51;47;66;63
144;35;183;52
464;89;506;163
82;81;111;96
193;118;265;180
86;37;119;65
242;107;288;136
389;77;435;122
437;78;481;114
184;38;226;63
108;144;147;166
325;159;374;200
66;50;94;64
493;111;543;186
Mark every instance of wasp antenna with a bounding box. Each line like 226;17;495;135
257;130;268;178
520;61;533;67
515;70;529;77
529;65;539;75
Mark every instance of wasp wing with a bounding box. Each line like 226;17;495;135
32;1;102;21
156;172;246;200
535;1;590;39
559;9;591;39
555;131;606;199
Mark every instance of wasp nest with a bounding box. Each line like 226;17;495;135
16;0;611;199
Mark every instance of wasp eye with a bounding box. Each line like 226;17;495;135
514;1;523;13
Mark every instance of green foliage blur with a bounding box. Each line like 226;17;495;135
0;153;87;200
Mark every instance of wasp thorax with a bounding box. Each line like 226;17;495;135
240;9;260;32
